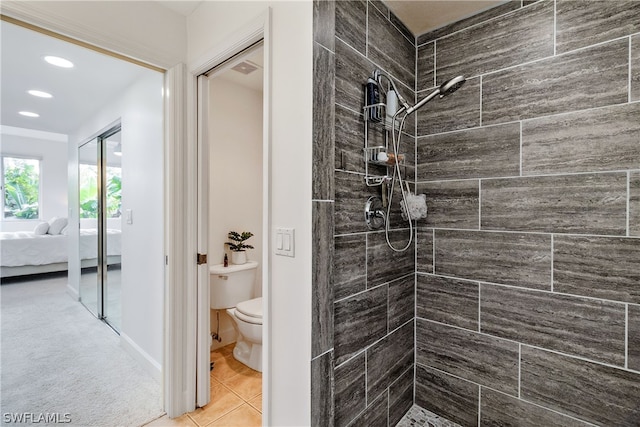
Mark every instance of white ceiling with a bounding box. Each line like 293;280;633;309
384;0;506;36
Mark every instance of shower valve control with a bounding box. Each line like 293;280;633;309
275;227;295;257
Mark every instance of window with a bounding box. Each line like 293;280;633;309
2;156;41;220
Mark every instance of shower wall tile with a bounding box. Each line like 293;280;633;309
553;235;640;304
334;171;378;235
313;0;335;51
388;275;415;330
633;34;640;102
416;274;478;331
334;352;366;427
480;388;592;427
335;38;374;113
482;39;629;125
631;171;640;237
369;0;388;18
367;230;415;288
416;228;433;274
348;391;387;427
481;173;628;235
437;0;553;82
415;180;479;229
416;319;519;394
480;284;626;365
313;44;335;201
335;0;366;55
417;42;435;93
312;201;334;357
366;321;414;401
334;285;387;365
416;76;480;136
368;5;415;90
416;1;522;45
333;234;366;301
522;102;640;175
520;346;640;426
417;122;520;180
434;229;551;290
335;104;365;174
388;367;414;427
415;364;479;427
555;0;640;54
629;304;640;372
311;351;334;427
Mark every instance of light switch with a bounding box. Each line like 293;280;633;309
126;209;133;225
275;227;295;257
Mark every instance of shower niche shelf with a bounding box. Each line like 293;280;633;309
363;103;404;187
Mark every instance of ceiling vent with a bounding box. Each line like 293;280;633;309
231;61;259;75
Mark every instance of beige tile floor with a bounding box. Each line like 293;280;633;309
144;344;262;427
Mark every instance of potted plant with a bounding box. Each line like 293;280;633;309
225;231;254;265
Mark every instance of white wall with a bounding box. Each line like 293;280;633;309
68;72;164;379
189;3;313;425
0;130;68;232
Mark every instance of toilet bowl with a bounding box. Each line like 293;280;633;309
227;297;262;372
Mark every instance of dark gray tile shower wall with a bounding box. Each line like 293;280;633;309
414;0;640;425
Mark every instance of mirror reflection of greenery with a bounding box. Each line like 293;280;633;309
79;164;122;218
3;157;40;219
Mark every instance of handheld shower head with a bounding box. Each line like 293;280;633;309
405;75;466;115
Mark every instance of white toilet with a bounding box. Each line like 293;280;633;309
210;261;263;372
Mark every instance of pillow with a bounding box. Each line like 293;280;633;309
34;222;49;235
48;217;68;235
60;225;69;235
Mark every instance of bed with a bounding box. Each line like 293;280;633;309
0;229;121;278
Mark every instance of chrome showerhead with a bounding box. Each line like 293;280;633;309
405;75;466;115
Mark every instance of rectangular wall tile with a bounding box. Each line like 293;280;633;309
416;319;519;394
417;274;478;331
554;235;640;304
367;321;414;401
368;5;415;90
415;364;479;427
347;390;387;427
335;0;366;55
435;229;551;290
480;388;591;427
334;234;366;301
481;284;626;365
313;0;334;51
311;351;334;427
521;346;640;426
629;304;640;372
335;38;375;113
313;44;335;200
437;0;553;81
481;173;628;235
556;0;640;54
631;171;640;237
335;171;378;235
416;76;480;136
415;180;479;229
388;275;414;330
367;230;414;288
482;39;629;124
417;42;435;92
416;228;433;274
335;104;365;175
522;103;640;175
417;122;520;179
312;201;334;357
334;352;366;427
633;34;640;102
334;286;387;365
388;367;414;427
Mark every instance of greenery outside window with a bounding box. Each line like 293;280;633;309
2;156;41;220
79;164;122;218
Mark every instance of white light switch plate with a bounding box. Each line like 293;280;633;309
275;227;295;257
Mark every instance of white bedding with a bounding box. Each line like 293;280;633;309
0;229;121;267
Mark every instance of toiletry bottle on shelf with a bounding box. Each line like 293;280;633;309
365;78;381;122
223;253;228;267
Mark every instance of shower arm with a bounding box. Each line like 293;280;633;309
404;88;440;115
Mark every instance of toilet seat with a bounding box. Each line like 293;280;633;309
235;297;262;325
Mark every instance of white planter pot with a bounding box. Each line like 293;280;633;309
231;251;247;265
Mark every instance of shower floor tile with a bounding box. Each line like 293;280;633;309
396;405;462;427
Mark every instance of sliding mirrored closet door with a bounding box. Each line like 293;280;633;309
78;125;122;332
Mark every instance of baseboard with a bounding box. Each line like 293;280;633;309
211;325;237;351
120;333;162;383
66;283;79;301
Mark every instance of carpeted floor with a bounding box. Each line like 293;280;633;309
0;273;163;426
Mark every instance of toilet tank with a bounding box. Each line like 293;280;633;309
210;261;258;309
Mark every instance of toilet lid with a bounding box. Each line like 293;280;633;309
236;297;262;323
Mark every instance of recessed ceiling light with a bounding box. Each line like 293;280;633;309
19;111;40;118
28;90;53;98
44;55;74;68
